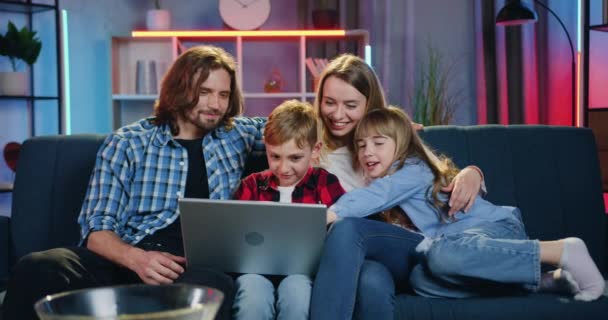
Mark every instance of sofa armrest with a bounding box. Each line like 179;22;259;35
0;215;8;289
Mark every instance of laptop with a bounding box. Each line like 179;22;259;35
178;198;327;276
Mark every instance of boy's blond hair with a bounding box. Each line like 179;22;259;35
264;100;319;149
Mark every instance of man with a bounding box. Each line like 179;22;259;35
2;45;265;320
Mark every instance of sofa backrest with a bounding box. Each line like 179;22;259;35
9;134;106;263
8;125;607;275
419;125;606;273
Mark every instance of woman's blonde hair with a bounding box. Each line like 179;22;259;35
314;54;387;152
354;106;460;222
264;100;319;149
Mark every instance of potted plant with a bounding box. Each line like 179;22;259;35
410;44;461;126
0;21;42;95
146;0;171;31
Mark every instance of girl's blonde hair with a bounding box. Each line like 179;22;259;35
354;106;460;222
314;54;387;153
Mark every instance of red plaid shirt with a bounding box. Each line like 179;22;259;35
233;167;345;206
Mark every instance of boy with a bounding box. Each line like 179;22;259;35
232;100;345;320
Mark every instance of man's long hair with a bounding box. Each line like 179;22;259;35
152;46;243;135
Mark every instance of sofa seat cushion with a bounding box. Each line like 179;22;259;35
395;292;608;320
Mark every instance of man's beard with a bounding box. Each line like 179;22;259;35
191;111;224;132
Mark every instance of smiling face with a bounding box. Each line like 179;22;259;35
319;76;367;148
356;133;397;179
178;68;231;138
266;139;321;186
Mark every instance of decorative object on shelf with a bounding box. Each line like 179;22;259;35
305;57;328;92
3;141;20;173
2;141;21;192
263;68;284;93
135;59;165;94
312;0;338;29
0;21;42;95
496;0;576;126
146;0;171;31
112;30;369;128
411;44;460;126
219;0;271;30
135;60;146;94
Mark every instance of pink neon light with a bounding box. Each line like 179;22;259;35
576;52;581;127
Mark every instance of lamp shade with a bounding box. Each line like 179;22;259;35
496;0;538;26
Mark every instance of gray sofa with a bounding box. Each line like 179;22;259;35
1;125;607;319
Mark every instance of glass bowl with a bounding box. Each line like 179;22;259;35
34;284;223;320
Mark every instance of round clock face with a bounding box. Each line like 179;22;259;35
219;0;271;30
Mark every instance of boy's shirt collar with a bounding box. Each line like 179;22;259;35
257;167;316;191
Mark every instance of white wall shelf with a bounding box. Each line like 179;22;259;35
243;92;316;99
111;29;369;129
112;94;158;101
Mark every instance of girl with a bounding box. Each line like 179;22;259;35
323;106;605;308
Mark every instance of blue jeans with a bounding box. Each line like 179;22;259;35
410;215;541;298
233;274;311;320
310;218;424;320
353;260;396;320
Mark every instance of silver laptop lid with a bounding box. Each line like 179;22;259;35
179;198;327;276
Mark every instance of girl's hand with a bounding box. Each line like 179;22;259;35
326;210;338;225
441;166;483;215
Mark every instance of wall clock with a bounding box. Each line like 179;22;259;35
219;0;271;30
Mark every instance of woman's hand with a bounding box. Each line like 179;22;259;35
326;210;338;225
441;166;483;215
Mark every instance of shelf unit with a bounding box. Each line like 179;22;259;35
110;29;369;129
0;0;63;136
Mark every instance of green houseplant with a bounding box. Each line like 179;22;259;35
0;21;42;72
411;44;460;126
0;21;42;95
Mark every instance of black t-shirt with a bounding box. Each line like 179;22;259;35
138;138;209;255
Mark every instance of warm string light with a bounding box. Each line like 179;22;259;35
132;30;347;38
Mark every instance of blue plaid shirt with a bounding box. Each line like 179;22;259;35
78;117;266;245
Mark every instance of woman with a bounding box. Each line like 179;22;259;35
310;54;486;319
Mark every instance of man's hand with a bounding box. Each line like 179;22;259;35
87;230;186;285
126;247;186;285
441;166;483;216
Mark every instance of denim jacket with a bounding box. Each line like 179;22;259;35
330;157;517;238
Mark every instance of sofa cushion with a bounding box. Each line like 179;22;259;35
0;216;7;286
9;134;106;264
419;125;607;274
394;293;608;320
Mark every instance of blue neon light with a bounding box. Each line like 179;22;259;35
61;10;71;134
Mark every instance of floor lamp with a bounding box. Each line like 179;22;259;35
495;0;576;126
